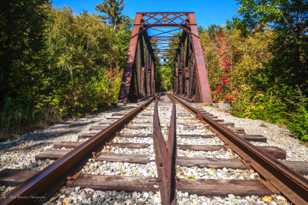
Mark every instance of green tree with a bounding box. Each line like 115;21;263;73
159;66;174;91
224;0;308;140
96;0;128;30
0;4;129;136
44;7;128;114
0;0;50;134
237;0;308;93
0;0;49;107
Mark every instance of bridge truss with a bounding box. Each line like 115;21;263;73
119;12;212;103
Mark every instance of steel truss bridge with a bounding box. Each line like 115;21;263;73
119;12;212;104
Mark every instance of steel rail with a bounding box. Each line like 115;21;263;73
153;98;176;205
169;94;308;205
167;99;177;205
1;97;154;205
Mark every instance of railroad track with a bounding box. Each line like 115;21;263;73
0;94;307;204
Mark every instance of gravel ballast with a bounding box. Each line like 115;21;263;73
197;104;308;161
1;97;305;204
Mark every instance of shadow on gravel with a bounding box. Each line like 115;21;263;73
50;121;96;129
0;105;136;151
3;142;50;152
0;129;81;151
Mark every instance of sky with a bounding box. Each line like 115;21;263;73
52;0;240;27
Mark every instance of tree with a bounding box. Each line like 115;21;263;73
0;4;129;134
96;0;128;30
0;0;49;106
227;0;308;140
237;0;308;94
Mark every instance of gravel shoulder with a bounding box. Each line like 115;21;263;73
197;104;308;161
0;103;138;172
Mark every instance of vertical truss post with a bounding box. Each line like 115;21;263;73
146;54;150;96
187;13;212;104
139;36;145;97
174;58;179;94
179;42;184;95
184;36;190;97
151;58;155;95
140;66;145;97
188;46;194;98
119;13;143;102
136;37;142;97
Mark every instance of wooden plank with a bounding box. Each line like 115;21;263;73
78;133;96;139
178;134;214;138
243;135;267;142
222;122;235;127
0;169;37;186
126;125;149;129
111;143;150;149
67;175;273;196
200;112;216;117
178;144;283;158
79;130;162;140
259;146;286;159
106;117;122;120
280;161;308;175
177;113;192;117
97;153;150;164
178;144;223;151
53;142;150;149
190;145;283;158
132;119;152;123
140;113;153;116
177;157;246;169
35;149;69;160
178;125;206;129
98;122;111;125
3;160;307;187
178;134;266;142
38;145;285;161
235;128;246;134
67;175;159;192
177;178;274;196
112;113;126;116
89;126;108;131
36;150;150;163
118;133;152;138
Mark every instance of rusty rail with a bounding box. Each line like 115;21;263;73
153;98;177;205
169;94;308;205
1;98;154;205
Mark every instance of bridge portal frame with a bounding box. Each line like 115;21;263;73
119;12;212;104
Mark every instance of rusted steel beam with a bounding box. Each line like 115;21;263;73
153;99;169;204
0;98;154;205
167;102;177;204
136;36;143;97
139;12;193;15
144;24;187;28
153;99;176;205
170;94;308;205
119;13;144;102
187;13;212;104
151;59;155;96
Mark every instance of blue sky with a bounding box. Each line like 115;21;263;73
52;0;239;27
